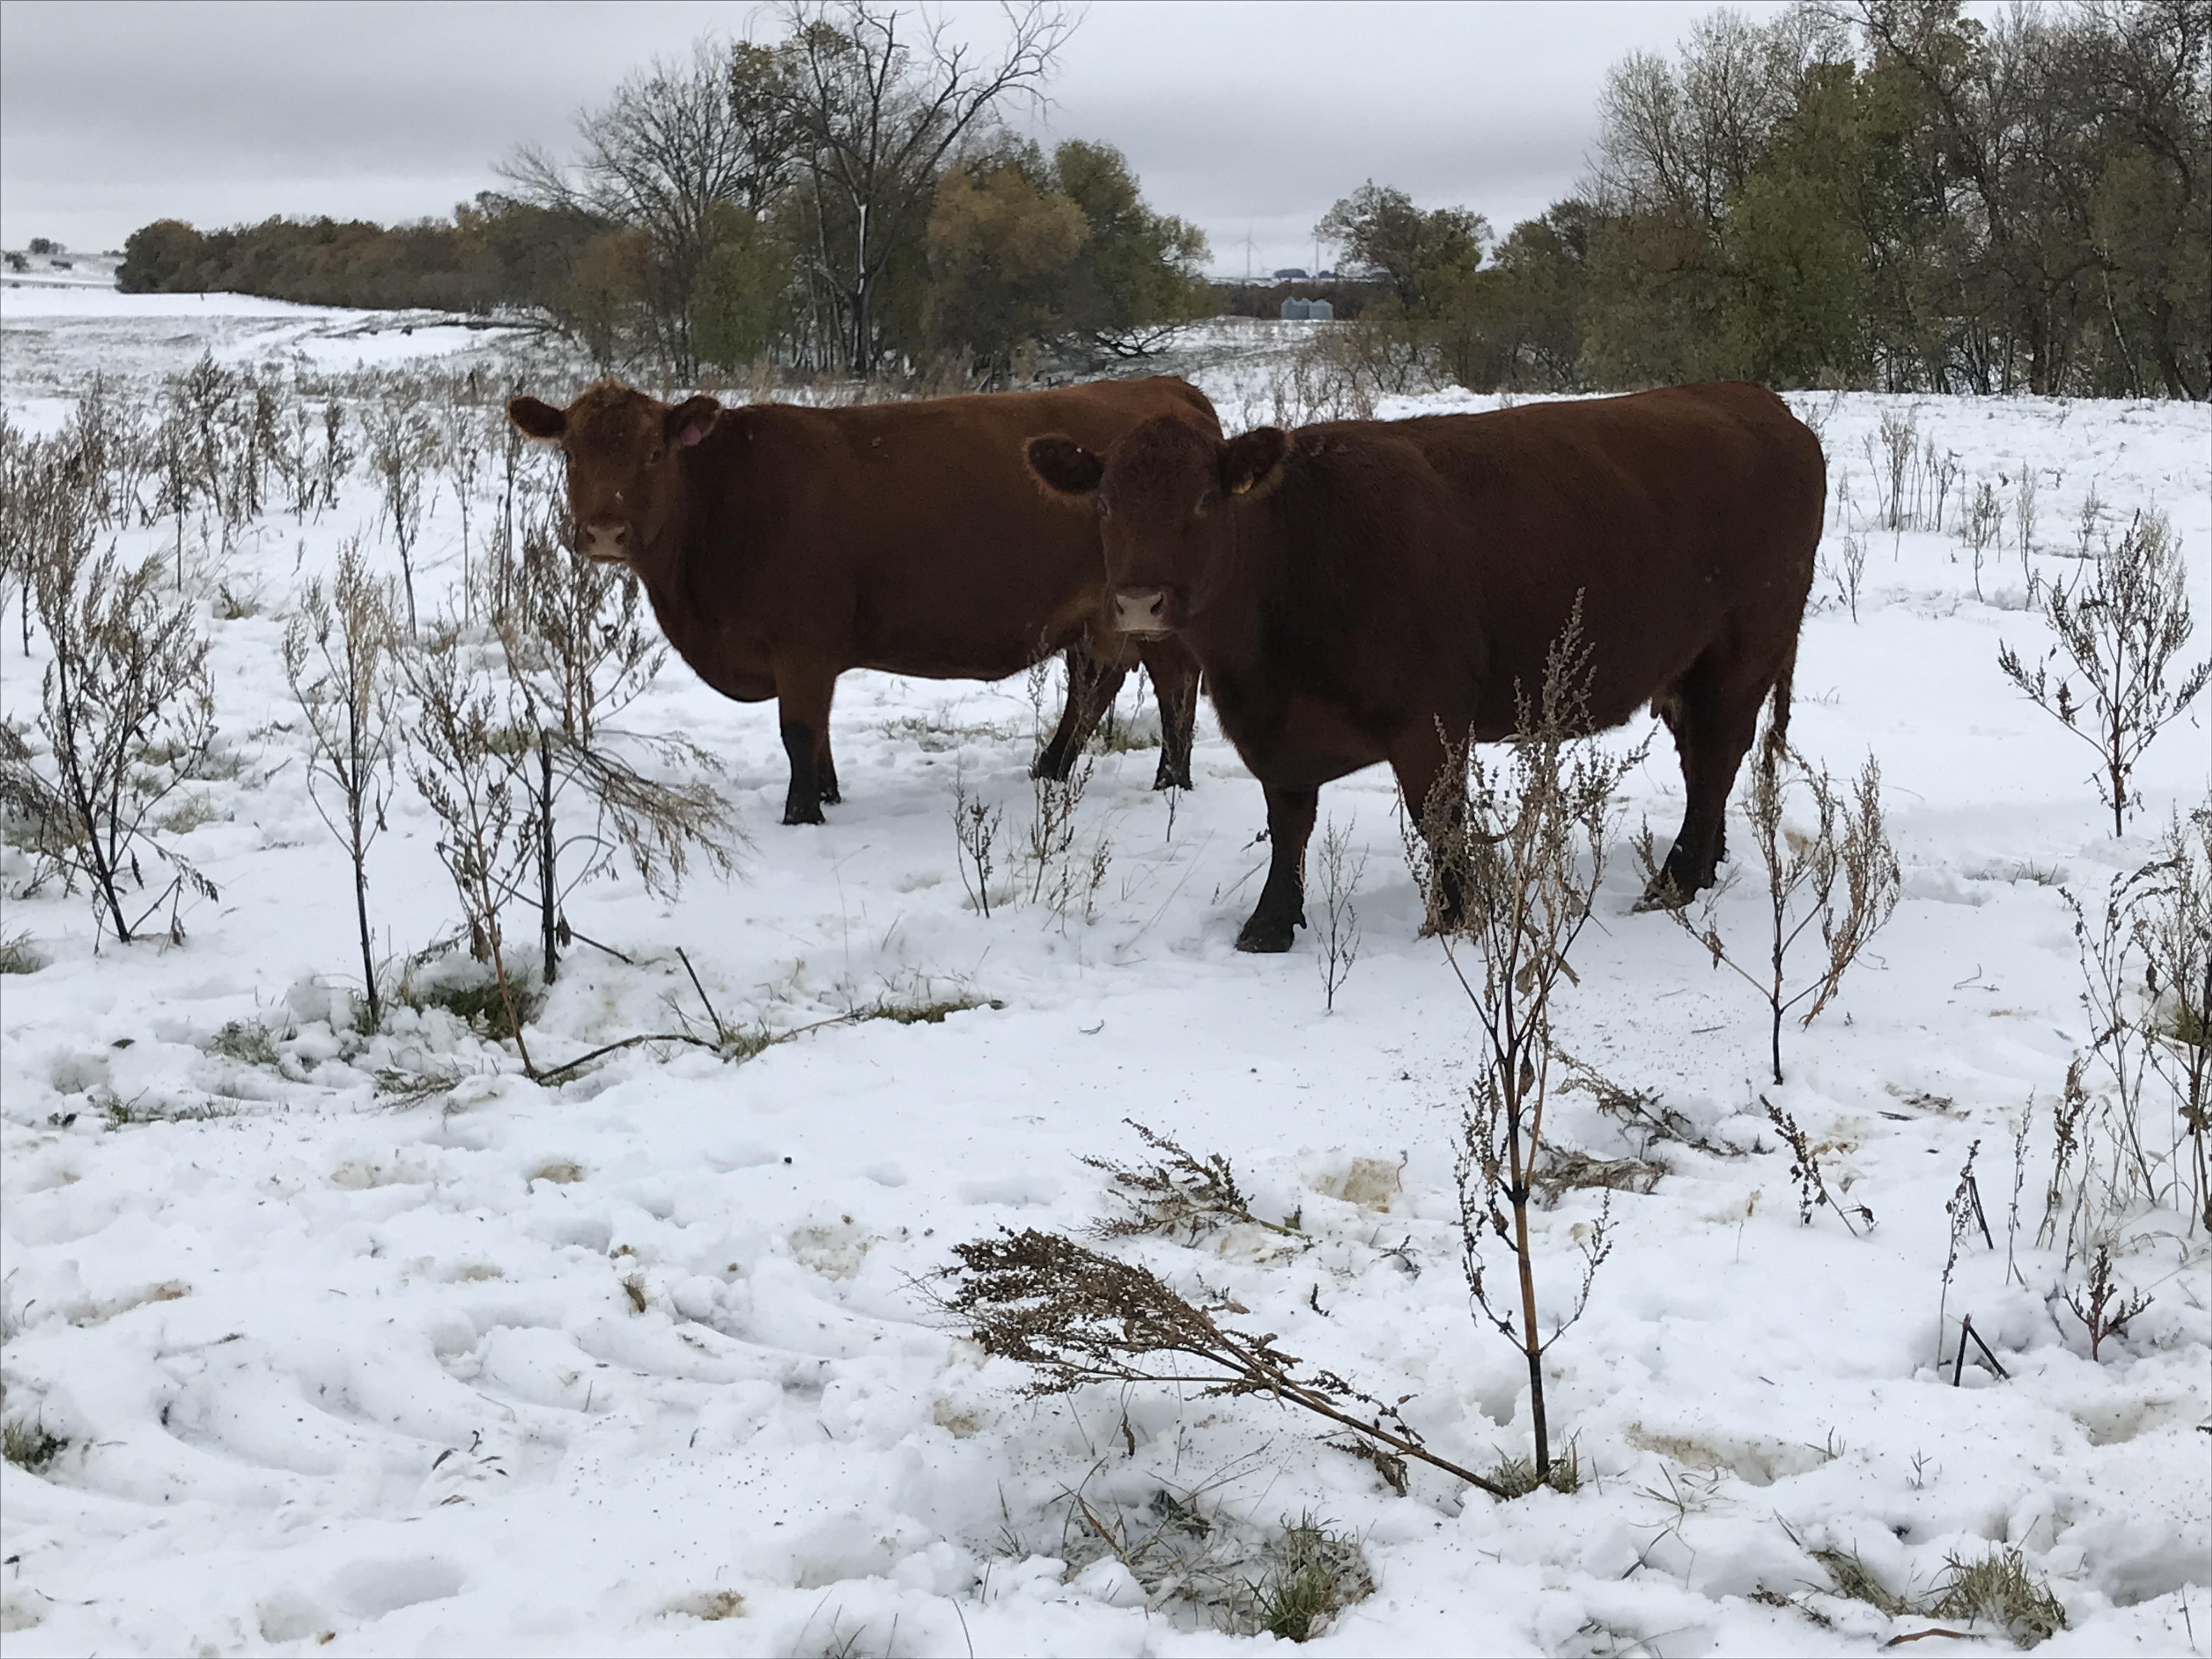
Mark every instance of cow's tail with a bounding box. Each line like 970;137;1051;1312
1762;640;1798;770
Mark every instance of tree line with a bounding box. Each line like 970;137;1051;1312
1329;0;2208;399
115;0;2206;398
119;3;1209;384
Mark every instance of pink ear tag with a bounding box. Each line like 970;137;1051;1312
680;425;704;448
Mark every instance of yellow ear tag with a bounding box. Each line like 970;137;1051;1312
1229;477;1252;496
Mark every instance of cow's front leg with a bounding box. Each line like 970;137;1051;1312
1237;783;1317;953
775;662;839;826
1145;643;1200;792
1034;639;1127;782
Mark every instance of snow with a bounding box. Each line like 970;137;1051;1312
3;289;2208;1656
0;283;523;405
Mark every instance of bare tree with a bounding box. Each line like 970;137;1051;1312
1592;7;1844;221
2064;806;2212;1234
283;540;401;1026
503;38;799;380
401;626;537;1068
363;386;439;632
0;535;218;946
493;498;738;983
773;0;1075;373
2137;806;2212;1232
441;392;488;625
950;760;1002;917
1999;507;2210;839
1639;737;1901;1087
1313;816;1365;1014
315;398;353;517
1404;608;1642;1485
1961;478;2003;600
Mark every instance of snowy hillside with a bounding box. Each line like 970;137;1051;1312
2;288;2207;1656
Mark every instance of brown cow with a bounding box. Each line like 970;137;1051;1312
506;377;1218;824
1025;383;1824;951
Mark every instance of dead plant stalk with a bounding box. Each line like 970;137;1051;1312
1406;602;1640;1481
283;539;400;1024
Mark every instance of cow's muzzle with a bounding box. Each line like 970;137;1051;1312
1113;587;1172;636
577;518;633;563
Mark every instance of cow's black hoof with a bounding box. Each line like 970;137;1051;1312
1152;765;1194;791
782;803;826;826
1633;880;1689;913
819;785;842;805
1031;744;1074;783
1235;916;1297;953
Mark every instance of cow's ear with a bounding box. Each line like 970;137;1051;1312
664;394;723;450
508;396;567;443
1221;427;1290;500
1025;435;1103;499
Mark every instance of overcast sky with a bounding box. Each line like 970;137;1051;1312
2;0;1795;276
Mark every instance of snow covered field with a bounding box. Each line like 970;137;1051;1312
2;288;2207;1656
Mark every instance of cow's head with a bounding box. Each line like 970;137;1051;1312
507;383;723;565
1026;416;1290;636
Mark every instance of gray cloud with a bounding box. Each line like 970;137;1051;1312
3;0;1773;269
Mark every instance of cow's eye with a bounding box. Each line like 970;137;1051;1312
1097;497;1113;521
649;444;666;463
1195;489;1218;515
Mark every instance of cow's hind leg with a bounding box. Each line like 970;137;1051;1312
1389;726;1470;930
776;662;839;826
1237;783;1317;953
1033;639;1127;782
1640;652;1765;906
1143;642;1200;791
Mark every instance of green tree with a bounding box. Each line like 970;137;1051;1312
563;229;648;371
924;146;1087;381
692;204;788;371
1431;200;1594;392
1053;139;1212;359
117;220;212;293
1723;61;1874;385
1316;180;1487;312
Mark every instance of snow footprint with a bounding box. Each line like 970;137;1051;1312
328;1555;466;1619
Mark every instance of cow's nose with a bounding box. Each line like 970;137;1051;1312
1113;588;1170;635
578;519;631;562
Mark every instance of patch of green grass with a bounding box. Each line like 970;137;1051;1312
484;724;537;760
2158;999;2207;1050
1810;1547;1913;1617
99;1090;238;1129
1801;1540;2065;1649
1487;1443;1582;1499
719;1024;777;1060
398;967;545;1041
157;793;224;834
2;1417;67;1474
881;712;1019;753
663;1589;747;1622
1090;716;1160;755
0;932;46;974
136;740;245;781
1928;1545;2068;1647
856;991;998;1026
209;1017;286;1066
1249;1516;1373;1643
213;580;264;620
373;1064;467;1106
